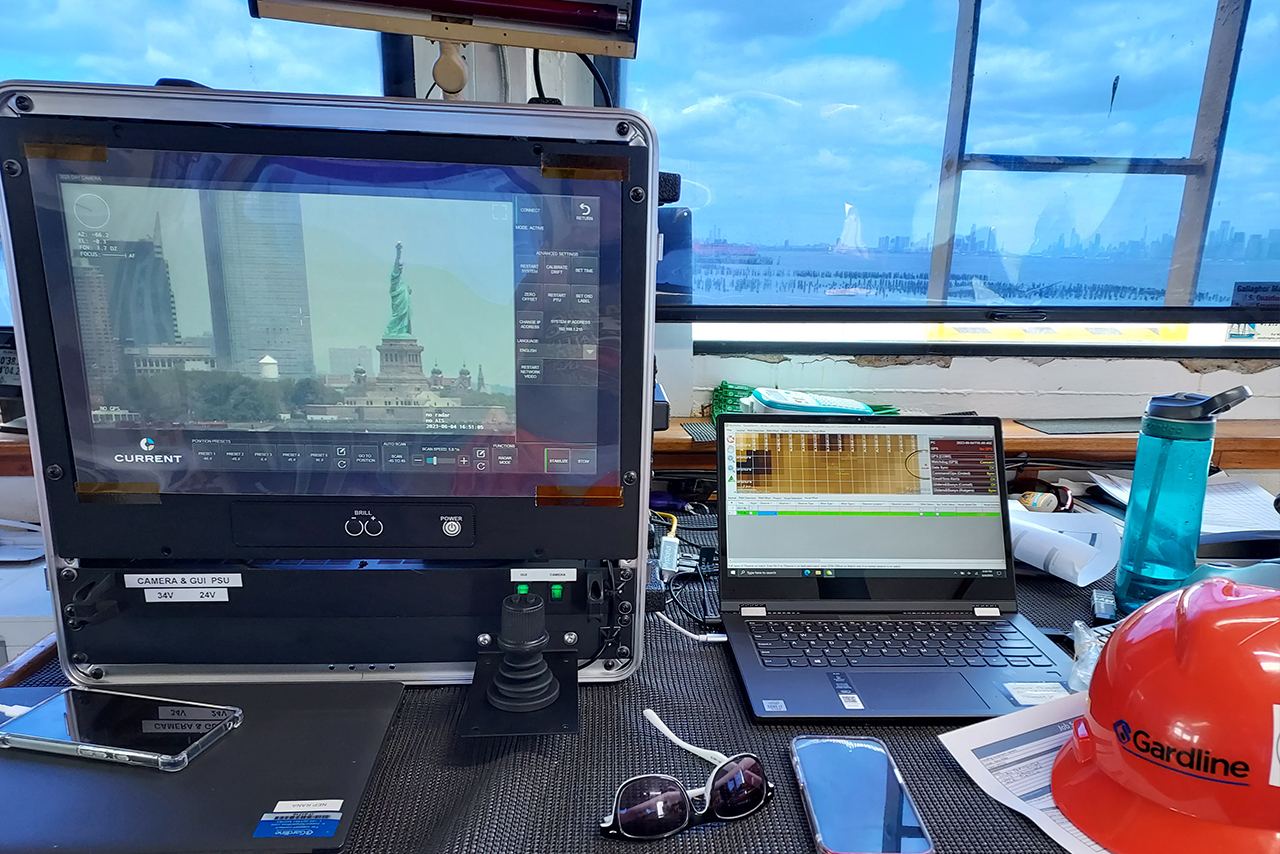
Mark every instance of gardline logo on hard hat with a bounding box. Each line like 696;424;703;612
1112;719;1250;783
1051;578;1280;854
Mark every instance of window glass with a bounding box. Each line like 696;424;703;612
951;172;1185;306
631;0;1266;317
0;0;381;327
628;0;953;306
1200;4;1280;313
967;1;1217;158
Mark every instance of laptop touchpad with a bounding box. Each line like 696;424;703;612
852;672;989;712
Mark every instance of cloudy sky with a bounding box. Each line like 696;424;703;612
0;0;1276;259
627;0;1280;253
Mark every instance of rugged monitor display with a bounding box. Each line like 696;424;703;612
28;148;622;498
1;86;653;564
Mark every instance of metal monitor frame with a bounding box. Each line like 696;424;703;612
0;82;656;686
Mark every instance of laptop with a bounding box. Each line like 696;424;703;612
717;414;1074;719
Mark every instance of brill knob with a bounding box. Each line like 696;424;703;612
499;593;549;648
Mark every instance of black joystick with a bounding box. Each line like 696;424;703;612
487;593;560;713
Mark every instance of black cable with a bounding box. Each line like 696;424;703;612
673;533;716;551
532;48;546;99
695;559;717;622
579;561;618;670
577;52;614;107
667;569;720;627
424;81;439;99
648;516;713;550
668;578;715;627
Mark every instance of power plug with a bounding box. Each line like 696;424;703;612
657;535;680;580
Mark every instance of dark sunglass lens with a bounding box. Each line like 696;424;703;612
616;776;691;839
711;756;768;819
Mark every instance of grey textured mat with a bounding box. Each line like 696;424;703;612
341;565;1099;854
19;524;1101;853
1016;416;1142;434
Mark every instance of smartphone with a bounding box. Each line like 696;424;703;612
791;736;935;854
0;687;242;772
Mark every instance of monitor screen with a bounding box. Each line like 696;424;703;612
721;420;1007;580
25;145;623;499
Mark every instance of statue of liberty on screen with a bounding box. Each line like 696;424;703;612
383;241;413;339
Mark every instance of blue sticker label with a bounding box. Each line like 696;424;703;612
253;811;341;839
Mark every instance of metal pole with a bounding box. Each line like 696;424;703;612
927;0;981;306
1165;0;1251;306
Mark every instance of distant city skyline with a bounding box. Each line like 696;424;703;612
698;217;1280;265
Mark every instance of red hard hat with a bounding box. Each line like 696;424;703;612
1052;577;1280;853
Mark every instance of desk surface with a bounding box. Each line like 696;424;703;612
18;568;1096;853
655;416;1280;471
0;435;32;477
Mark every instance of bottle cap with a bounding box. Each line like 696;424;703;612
1145;385;1252;421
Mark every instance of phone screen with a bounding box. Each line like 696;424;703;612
792;737;933;854
0;688;236;754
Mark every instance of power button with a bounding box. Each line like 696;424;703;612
441;518;463;538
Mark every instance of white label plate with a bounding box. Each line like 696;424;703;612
1270;705;1280;787
509;568;577;582
838;693;865;710
125;573;242;588
275;799;344;813
1004;682;1070;706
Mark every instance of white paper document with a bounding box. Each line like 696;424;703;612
1088;471;1279;534
1008;504;1120;586
939;692;1111;854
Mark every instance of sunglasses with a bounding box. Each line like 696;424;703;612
600;709;774;841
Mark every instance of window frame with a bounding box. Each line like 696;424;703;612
693;337;1280;359
653;0;1274;332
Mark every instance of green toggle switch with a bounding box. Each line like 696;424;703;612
550;583;564;600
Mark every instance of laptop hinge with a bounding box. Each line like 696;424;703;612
741;606;767;617
974;606;1002;617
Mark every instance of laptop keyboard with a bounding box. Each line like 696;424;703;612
747;619;1054;669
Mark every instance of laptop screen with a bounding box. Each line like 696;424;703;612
719;417;1016;607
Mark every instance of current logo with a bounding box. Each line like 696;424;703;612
115;437;182;465
1113;720;1133;744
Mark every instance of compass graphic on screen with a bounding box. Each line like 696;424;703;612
72;193;111;229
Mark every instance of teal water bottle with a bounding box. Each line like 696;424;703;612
1114;386;1253;614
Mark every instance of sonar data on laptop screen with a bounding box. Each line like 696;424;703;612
722;422;1007;580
